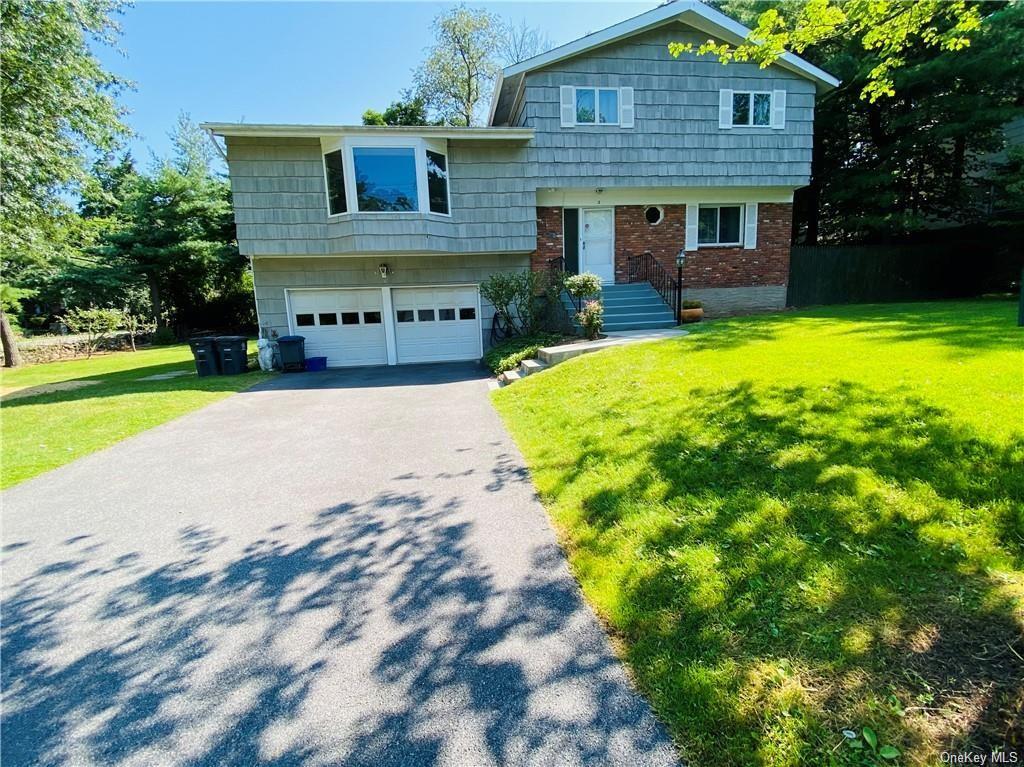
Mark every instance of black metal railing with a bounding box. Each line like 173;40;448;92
546;255;581;315
626;250;680;320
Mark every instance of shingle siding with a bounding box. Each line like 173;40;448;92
226;137;536;257
521;26;815;188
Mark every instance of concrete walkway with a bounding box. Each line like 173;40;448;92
1;363;679;766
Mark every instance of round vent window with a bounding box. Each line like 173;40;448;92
644;206;664;225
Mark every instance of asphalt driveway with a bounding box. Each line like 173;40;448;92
1;363;679;766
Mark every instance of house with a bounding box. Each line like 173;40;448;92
205;1;838;368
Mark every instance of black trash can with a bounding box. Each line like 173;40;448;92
215;336;249;375
188;337;220;377
277;335;306;372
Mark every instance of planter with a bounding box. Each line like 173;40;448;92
680;307;705;323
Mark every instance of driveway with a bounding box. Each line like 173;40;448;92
2;364;679;767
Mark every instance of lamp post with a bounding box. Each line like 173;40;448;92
675;249;686;324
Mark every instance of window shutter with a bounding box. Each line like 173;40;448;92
620;86;635;128
744;203;758;249
685;204;699;250
771;90;786;129
719;89;733;129
560;86;575;127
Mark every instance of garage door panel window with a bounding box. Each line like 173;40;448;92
341;312;360;325
296;313;315;327
396;310;414;323
318;313;338;325
459;307;476;320
363;311;382;324
417;309;435;322
438;308;455;321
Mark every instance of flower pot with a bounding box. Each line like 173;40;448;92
680;307;704;323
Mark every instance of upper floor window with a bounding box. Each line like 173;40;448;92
698;204;743;246
720;88;786;130
353;147;418;212
560;86;634;128
732;91;771;127
575;87;619;124
324;150;347;215
321;138;451;217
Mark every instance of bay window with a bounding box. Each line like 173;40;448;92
322;138;451;217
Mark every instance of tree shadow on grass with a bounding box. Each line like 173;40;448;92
1;489;676;765
550;380;1023;764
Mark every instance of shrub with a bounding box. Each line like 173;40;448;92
564;272;602;299
576;300;604;340
682;299;704;309
479;271;545;336
483;332;564;374
150;327;177;345
62;307;124;357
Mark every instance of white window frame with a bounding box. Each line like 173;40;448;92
573;86;620;126
731;90;773;128
697;204;745;247
320;136;452;219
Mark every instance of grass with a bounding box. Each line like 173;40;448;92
492;299;1024;767
0;344;272;489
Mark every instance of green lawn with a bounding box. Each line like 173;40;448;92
493;300;1023;767
1;344;272;488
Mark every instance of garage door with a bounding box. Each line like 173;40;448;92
290;289;386;367
393;286;481;364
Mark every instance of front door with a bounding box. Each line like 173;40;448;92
580;208;615;283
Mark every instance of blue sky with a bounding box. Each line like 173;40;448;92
98;1;654;164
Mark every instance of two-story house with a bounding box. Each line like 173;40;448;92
205;1;838;367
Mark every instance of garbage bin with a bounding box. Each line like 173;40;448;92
277;335;306;372
215;336;249;375
188;337;220;377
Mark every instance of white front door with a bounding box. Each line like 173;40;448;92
289;289;387;367
580;208;615;284
392;285;482;364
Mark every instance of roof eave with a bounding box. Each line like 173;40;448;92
202;123;535;140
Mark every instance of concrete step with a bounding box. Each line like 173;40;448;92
519;358;549;377
603;319;678;331
498;369;522;385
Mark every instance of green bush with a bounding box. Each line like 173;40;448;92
564;272;602;298
150;327;177;345
576;299;604;340
682;299;704;309
483;332;564;374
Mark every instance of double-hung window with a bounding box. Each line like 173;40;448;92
732;91;772;127
322;138;451;217
698;205;743;246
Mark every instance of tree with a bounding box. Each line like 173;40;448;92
670;0;984;102
362;91;433;126
497;19;552;65
0;285;35;367
168;111;220;177
414;6;501;126
62;306;123;357
0;0;129;365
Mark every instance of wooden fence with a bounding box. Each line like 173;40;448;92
787;241;1021;307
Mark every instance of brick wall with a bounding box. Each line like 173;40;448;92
614;203;793;288
531;204;792;290
532;206;564;273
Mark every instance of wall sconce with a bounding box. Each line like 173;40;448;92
378;263;392;279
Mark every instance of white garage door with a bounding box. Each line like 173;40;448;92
290;289;387;367
393;286;481;364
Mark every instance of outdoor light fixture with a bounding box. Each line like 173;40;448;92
675;249;687;321
676;249;687;268
378;263;391;279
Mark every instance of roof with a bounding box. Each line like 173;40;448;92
489;0;840;126
202;123;534;141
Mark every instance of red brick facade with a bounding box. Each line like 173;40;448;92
530;203;793;289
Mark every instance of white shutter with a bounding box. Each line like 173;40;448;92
719;89;733;129
744;203;758;249
620;86;634;128
771;90;786;129
560;86;575;127
685;204;699;251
